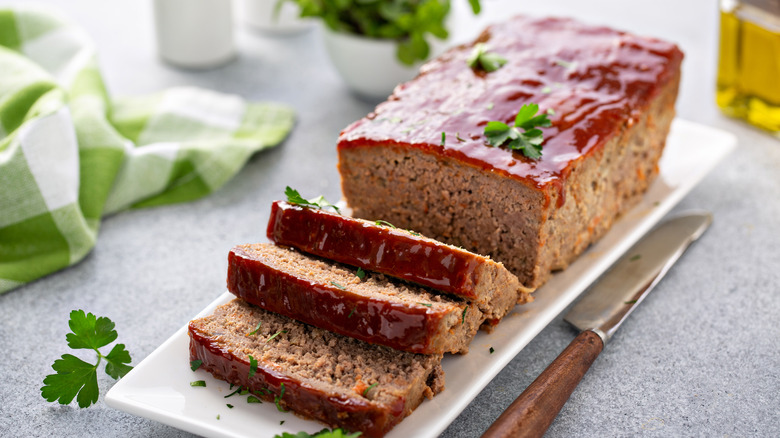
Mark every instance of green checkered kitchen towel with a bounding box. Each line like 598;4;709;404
0;7;295;294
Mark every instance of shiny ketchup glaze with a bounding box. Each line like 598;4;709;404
267;201;482;300
188;325;399;436
227;245;448;354
338;16;683;196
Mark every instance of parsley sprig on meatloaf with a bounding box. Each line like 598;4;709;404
484;103;552;159
285;187;341;214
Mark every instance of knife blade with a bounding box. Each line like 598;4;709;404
481;211;712;438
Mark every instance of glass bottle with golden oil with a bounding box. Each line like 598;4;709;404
717;0;780;135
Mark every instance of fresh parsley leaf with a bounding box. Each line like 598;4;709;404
266;330;287;343
248;355;258;379
363;382;379;397
274;428;363;438
225;386;242;398
276;383;288;412
41;354;99;408
330;281;346;290
281;420;286;426
441;131;446;146
375;220;396;228
625;300;638;304
285;186;340;214
227;403;234;408
467;43;507;73
462;307;468;325
356;267;366;280
348;307;356;318
247;321;262;336
216;414;220;420
489;347;495;354
484;103;552;159
41;310;134;408
417;302;433;307
456;132;466;142
247;395;262;403
190;360;203;371
191;380;207;387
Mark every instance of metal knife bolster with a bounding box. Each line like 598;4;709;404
564;211;712;344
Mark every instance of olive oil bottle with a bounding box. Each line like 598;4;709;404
717;0;780;135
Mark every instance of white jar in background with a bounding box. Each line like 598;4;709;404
240;0;313;35
153;0;236;69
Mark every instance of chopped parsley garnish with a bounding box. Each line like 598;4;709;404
467;43;507;72
275;383;288;412
462;307;468;325
273;429;362;438
363;382;379;397
408;230;421;237
489;347;495;354
280;420;286;426
331;281;346;290
348;308;356;318
40;310;134;408
625;300;638;305
356;268;366;280
266;330;287;343
456;132;466;142
224;387;242;398
630;254;641;261
285;186;340;214
440;132;446;146
248;355;258;379
247;321;262;336
227;404;234;408
216;414;220;420
375;220;396;228
484;103;552;159
417;302;433;307
190;360;203;371
191;380;207;387
247;395;262;403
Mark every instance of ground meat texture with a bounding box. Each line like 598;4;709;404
337;16;683;289
189;299;444;437
227;244;485;354
266;201;532;318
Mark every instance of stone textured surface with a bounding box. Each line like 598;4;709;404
0;0;778;437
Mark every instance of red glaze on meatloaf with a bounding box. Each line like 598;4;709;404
266;201;530;317
338;16;683;288
228;244;484;354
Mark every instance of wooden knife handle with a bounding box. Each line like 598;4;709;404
481;330;604;438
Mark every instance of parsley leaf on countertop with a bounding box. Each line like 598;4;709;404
41;310;133;408
467;43;507;72
285;186;341;214
484;103;552;159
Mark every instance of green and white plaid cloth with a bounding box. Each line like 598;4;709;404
0;7;295;294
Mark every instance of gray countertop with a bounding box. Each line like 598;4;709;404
1;0;779;437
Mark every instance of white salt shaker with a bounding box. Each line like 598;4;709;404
153;0;236;69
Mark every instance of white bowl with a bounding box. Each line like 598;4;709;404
322;27;422;100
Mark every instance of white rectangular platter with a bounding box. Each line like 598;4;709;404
106;119;737;437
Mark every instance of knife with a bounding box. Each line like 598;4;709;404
481;211;713;438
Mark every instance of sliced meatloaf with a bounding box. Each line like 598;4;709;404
227;243;484;354
266;200;532;317
337;16;683;289
189;298;444;437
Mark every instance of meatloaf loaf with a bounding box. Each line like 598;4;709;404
337;16;684;288
189;298;444;437
266;200;532;317
228;243;484;354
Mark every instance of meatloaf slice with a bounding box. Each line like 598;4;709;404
189;298;444;437
337;16;683;289
266;200;532;317
227;243;484;354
